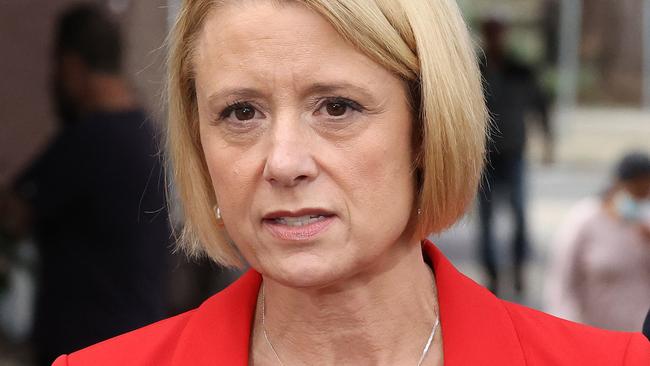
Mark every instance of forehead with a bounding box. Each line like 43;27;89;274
623;174;650;195
629;175;650;185
193;1;399;93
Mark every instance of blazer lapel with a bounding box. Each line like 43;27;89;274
171;270;261;366
425;242;526;365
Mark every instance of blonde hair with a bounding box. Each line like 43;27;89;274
166;0;487;267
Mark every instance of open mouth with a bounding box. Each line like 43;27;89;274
262;209;336;241
270;214;330;227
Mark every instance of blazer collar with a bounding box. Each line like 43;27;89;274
426;243;526;365
172;241;525;365
171;268;260;365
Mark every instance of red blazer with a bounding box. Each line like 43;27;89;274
54;241;650;365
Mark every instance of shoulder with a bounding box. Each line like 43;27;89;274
53;310;196;366
77;109;152;139
502;301;650;365
568;197;603;219
558;197;604;233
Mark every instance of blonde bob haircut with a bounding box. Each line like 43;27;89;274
167;0;487;267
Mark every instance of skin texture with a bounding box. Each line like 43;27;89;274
195;1;443;365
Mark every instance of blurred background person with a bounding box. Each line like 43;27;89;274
644;308;650;341
0;4;171;365
477;18;554;295
545;151;650;332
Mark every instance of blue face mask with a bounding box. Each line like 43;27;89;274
613;192;649;222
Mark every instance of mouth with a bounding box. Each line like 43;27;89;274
268;214;330;227
262;209;336;241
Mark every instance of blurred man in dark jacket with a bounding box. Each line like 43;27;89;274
478;19;553;295
643;310;650;341
7;4;170;364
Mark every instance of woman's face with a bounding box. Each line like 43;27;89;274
195;1;416;287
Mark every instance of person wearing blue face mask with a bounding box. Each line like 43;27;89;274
612;154;650;228
546;151;650;332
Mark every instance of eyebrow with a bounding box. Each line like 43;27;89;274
207;88;268;106
301;82;377;101
207;82;377;105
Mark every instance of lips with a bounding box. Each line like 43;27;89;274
263;208;334;221
271;215;329;227
262;209;335;241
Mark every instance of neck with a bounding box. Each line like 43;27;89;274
252;241;443;366
82;73;137;114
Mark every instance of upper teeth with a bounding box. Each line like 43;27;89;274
274;215;324;227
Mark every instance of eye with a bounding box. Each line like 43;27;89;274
316;97;364;119
325;101;348;117
234;105;255;120
219;102;262;122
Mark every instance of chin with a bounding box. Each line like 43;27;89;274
266;251;352;289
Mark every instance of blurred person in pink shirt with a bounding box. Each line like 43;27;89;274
546;152;650;332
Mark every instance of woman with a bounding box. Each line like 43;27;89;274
54;0;650;365
546;152;650;332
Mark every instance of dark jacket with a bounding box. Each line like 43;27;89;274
16;109;170;362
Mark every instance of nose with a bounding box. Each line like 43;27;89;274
262;121;318;187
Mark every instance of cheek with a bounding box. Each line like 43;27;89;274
343;121;415;218
202;142;259;217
